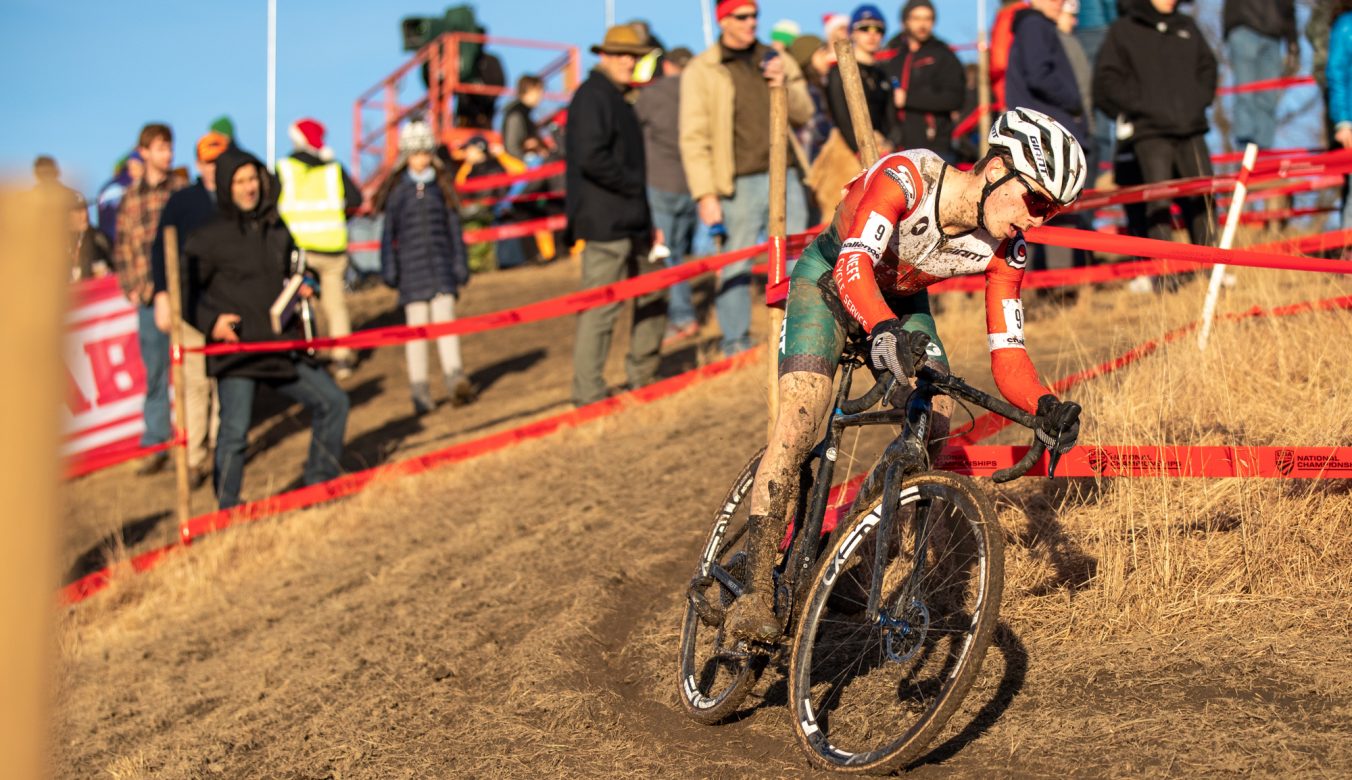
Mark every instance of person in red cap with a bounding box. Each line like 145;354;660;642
277;117;364;379
680;0;813;357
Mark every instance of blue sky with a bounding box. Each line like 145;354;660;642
0;0;980;199
0;0;1318;203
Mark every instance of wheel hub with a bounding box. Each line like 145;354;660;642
880;597;929;663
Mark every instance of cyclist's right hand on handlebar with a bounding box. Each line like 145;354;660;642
1035;394;1081;454
868;319;930;381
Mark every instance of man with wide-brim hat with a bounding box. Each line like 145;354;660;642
565;25;665;407
589;24;655;57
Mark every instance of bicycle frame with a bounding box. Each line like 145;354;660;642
779;355;1044;629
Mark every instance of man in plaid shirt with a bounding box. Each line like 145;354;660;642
113;122;185;475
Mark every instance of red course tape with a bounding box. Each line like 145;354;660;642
60;350;763;605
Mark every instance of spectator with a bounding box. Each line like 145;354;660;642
209;115;236;139
565;25;665;406
808;5;898;218
32;155;79;204
1073;0;1118;184
1007;0;1089;149
187;148;349;510
454;135;529;270
636;46;701;348
112;123;185;476
680;0;812;356
824;13;850;45
277;117;363;379
1224;0;1298;151
627;19;667;84
70;193;112;281
456;47;507;129
788;34;834;162
827;5;897;155
990;1;1028;109
770;19;801;53
377;121;477;415
95;152;142;243
880;0;966;161
1095;0;1217;248
502;74;545;160
146;130;231;489
1326;1;1352;225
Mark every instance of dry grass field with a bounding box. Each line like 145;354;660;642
53;248;1351;778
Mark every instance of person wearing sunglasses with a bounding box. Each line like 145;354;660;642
724;108;1088;644
808;5;901;218
679;0;814;357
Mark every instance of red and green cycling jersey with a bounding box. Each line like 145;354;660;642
824;149;1052;415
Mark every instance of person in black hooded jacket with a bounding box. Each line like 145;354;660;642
186;147;350;510
880;0;965;159
1094;0;1218;247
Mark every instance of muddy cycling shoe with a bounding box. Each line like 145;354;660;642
725;590;782;643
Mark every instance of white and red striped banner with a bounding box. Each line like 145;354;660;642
64;277;146;465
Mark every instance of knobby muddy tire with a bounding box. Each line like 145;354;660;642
676;450;767;724
788;470;1004;774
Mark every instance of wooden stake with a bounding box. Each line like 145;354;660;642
767;80;788;439
833;38;880;167
0;188;64;780
163;227;192;525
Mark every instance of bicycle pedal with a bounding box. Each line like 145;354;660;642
687;585;726;628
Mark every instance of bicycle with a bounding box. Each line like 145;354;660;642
677;337;1065;774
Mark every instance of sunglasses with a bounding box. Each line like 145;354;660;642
729;11;758;21
854;24;885;34
1012;173;1062;220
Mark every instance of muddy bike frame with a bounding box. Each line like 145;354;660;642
773;347;1047;629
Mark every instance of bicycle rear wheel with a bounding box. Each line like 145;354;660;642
677;450;766;723
789;470;1004;773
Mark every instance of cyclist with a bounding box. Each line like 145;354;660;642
727;107;1087;643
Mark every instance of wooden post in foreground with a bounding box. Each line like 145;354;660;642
767;81;788;439
0;188;64;780
163;227;192;525
833;38;881;167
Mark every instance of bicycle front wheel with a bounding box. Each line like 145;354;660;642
789;470;1004;774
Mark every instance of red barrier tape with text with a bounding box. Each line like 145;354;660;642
60;349;762;604
950;294;1352;447
1025;225;1352;273
1072;149;1352;213
61;291;1352;603
455;161;565;194
192;242;772;356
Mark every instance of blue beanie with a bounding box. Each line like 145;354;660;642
851;4;886;31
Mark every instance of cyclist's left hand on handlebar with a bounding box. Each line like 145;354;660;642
868;319;931;381
1035;394;1081;454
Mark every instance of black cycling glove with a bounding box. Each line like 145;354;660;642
868;318;930;380
1035;394;1082;454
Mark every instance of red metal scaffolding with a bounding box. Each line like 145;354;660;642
352;32;580;199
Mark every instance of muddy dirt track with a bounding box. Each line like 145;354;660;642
55;260;1352;778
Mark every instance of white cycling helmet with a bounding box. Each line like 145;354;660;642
987;107;1087;205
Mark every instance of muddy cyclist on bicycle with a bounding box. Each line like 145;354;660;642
726;107;1089;643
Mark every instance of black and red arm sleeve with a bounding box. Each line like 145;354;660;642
831;154;924;333
984;237;1054;415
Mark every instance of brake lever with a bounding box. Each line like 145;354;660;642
1047;448;1062;480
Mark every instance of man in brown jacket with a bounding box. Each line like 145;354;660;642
680;0;812;356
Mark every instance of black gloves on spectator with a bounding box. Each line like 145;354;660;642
868;318;930;380
1035;394;1081;454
